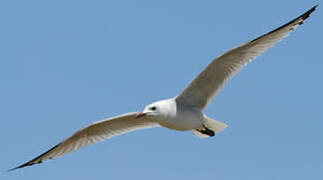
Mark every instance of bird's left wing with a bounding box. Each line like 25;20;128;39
176;6;317;109
9;112;158;171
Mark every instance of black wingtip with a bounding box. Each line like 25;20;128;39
247;5;317;44
7;162;34;172
301;5;318;21
7;167;18;172
7;142;61;172
7;165;24;172
7;160;43;172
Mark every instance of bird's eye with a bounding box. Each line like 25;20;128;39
150;106;156;111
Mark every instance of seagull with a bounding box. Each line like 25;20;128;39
9;5;317;171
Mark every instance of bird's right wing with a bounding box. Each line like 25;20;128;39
176;5;317;109
9;112;158;171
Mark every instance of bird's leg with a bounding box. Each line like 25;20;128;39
196;125;215;137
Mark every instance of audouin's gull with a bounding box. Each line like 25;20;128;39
9;5;317;171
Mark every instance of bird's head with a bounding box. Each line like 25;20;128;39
136;99;175;120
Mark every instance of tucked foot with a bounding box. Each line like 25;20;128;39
196;125;215;137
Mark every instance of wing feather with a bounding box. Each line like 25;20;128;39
176;6;317;109
8;112;157;171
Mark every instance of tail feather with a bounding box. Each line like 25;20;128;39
204;117;228;133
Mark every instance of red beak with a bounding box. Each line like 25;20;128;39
136;112;146;118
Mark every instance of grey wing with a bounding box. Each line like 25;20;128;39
176;5;317;109
9;112;158;171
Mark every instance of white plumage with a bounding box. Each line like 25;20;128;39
9;5;317;171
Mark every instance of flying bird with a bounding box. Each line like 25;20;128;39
9;5;317;171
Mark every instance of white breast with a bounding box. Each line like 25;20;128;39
157;99;204;131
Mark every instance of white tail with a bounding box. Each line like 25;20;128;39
192;117;228;138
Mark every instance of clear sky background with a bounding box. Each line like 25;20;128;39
1;0;322;179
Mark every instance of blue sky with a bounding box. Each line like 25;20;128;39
1;0;322;179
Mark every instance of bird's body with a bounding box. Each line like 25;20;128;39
146;98;204;131
9;5;317;171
